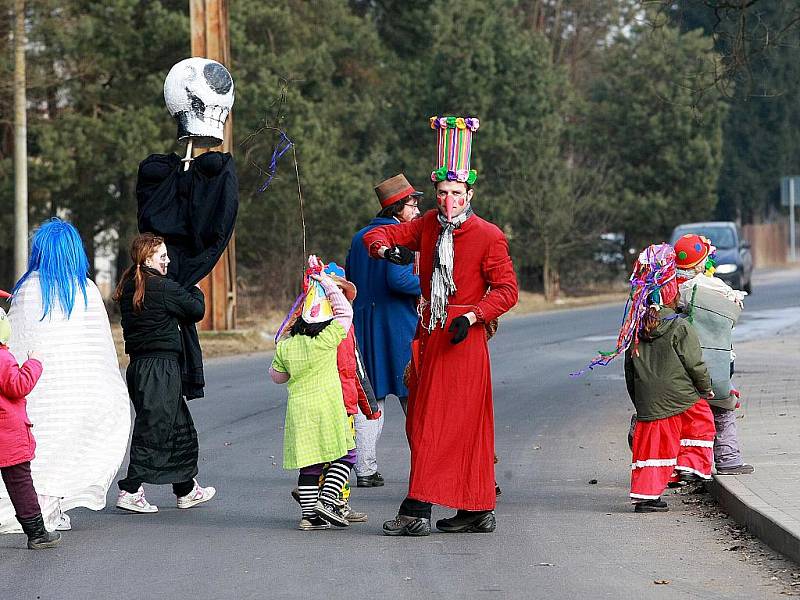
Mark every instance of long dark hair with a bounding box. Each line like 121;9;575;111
639;296;678;339
112;233;165;313
290;317;331;337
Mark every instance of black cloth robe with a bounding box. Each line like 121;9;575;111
136;151;238;399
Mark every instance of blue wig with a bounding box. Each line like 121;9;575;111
13;218;89;320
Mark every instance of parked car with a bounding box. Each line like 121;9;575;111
669;222;753;293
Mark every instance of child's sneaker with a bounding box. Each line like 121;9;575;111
176;479;217;509
314;498;350;527
55;512;72;531
341;501;368;523
299;515;330;531
116;486;158;513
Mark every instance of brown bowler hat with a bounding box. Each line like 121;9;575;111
374;174;423;208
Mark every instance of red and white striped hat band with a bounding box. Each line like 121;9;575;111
429;116;480;185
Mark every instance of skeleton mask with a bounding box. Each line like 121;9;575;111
163;57;235;148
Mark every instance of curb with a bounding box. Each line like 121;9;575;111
709;475;800;564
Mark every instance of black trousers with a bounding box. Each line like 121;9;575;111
119;478;194;497
399;497;432;519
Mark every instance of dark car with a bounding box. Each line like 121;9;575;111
669;221;753;293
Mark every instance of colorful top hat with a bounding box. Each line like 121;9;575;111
429;116;480;185
374;174;423;209
674;234;715;270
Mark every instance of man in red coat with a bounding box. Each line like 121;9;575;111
364;116;518;535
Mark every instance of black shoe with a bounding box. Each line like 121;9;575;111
679;471;703;483
356;472;385;487
634;499;669;513
436;510;496;533
382;514;431;536
314;499;350;527
18;514;62;549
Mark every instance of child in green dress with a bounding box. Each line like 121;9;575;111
269;271;356;530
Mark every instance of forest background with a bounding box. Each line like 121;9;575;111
1;0;798;310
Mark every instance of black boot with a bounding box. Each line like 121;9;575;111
18;514;62;549
436;510;496;533
633;498;669;513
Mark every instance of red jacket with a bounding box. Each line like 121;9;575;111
0;346;43;468
338;327;381;420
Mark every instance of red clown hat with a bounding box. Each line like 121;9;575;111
674;234;712;269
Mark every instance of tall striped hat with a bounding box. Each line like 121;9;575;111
429;116;480;185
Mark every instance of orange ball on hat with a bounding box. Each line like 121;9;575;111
674;234;712;269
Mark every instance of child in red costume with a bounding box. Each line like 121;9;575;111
622;245;715;511
0;290;60;548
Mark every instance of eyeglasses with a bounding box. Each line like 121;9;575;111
404;202;420;209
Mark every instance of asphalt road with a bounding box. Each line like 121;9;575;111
2;269;799;599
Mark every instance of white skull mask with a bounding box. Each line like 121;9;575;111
163;57;235;148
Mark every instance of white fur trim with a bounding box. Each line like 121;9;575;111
680;439;714;448
630;493;662;500
631;458;677;470
674;466;712;479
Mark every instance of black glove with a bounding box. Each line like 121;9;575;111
448;315;471;344
385;245;415;265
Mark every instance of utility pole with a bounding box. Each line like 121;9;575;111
189;0;237;330
791;178;797;262
13;0;28;280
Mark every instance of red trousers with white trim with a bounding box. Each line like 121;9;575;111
630;400;715;501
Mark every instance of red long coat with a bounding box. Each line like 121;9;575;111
0;346;43;468
364;209;518;510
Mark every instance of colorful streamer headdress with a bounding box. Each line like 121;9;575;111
572;243;677;376
429;116;480;185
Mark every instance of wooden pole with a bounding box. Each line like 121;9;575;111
13;0;28;280
189;0;236;330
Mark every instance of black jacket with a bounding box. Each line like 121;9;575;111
120;268;205;358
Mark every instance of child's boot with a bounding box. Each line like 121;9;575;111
18;514;61;549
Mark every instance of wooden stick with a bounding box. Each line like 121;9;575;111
182;139;194;171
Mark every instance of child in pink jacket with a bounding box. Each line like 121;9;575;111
0;290;60;549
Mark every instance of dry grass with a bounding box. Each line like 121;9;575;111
510;289;626;316
110;290;627;364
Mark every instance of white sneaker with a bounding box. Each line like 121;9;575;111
55;512;72;531
116;486;158;513
176;480;216;509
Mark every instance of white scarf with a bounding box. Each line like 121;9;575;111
429;206;473;329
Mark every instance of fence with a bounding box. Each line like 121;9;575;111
743;223;789;268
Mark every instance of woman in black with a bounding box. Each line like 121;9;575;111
113;233;215;513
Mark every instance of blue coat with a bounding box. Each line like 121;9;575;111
346;218;420;400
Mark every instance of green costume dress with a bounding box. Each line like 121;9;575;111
272;321;355;469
